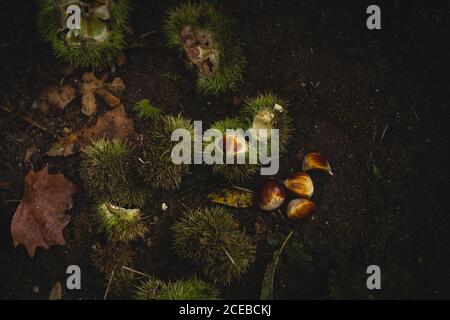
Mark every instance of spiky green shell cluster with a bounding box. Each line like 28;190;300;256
139;114;193;190
37;0;129;69
208;117;260;182
95;203;148;243
240;93;293;154
164;1;246;95
135;277;219;300
173;206;256;285
109;269;136;298
80;138;146;207
90;242;134;274
70;213;95;256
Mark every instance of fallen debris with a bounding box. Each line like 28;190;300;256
80;72;126;116
11;166;79;257
35;84;77;112
47;104;137;157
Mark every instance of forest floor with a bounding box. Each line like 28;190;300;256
0;0;449;299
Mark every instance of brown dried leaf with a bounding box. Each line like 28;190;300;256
96;88;121;108
46;133;79;157
24;146;39;165
81;91;97;117
37;84;76;111
80;104;137;143
80;72;104;117
49;282;62;300
11;167;79;257
47;105;136;157
106;77;126;96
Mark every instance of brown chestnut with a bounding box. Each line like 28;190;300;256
287;198;316;220
257;179;286;211
302;152;333;176
284;172;314;199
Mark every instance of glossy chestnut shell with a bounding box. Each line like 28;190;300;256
284;172;314;199
287;198;316;220
257;179;286;211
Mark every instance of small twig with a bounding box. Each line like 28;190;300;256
231;185;254;193
104;265;116;300
380;124;389;141
181;203;190;212
1;106;56;137
139;31;157;39
410;105;420;121
121;266;151;278
3;199;21;204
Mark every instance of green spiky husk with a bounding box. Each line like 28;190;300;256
173;206;256;285
70;213;95;257
208;117;260;183
95;203;148;243
139;114;193;190
90;242;134;275
240;93;293;154
109;269;136;298
80;138;147;207
164;1;246;95
134;277;219;300
37;0;129;69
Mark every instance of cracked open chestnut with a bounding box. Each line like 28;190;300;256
284;172;314;199
302;152;333;176
287;198;316;220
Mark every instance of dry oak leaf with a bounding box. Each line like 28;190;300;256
11;166;79;257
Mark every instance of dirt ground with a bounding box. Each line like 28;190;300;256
0;0;449;299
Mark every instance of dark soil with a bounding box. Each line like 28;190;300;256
1;0;449;299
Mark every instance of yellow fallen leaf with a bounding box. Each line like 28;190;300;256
207;188;254;208
49;282;62;300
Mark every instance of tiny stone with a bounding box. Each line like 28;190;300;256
33;286;39;294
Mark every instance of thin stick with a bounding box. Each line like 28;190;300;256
121;266;151;278
380;124;389;141
231;185;254;193
104;265;116;300
139;31;157;39
1;106;56;137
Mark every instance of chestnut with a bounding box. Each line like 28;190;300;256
302;152;333;176
287;198;316;220
284;172;314;199
257;179;286;211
